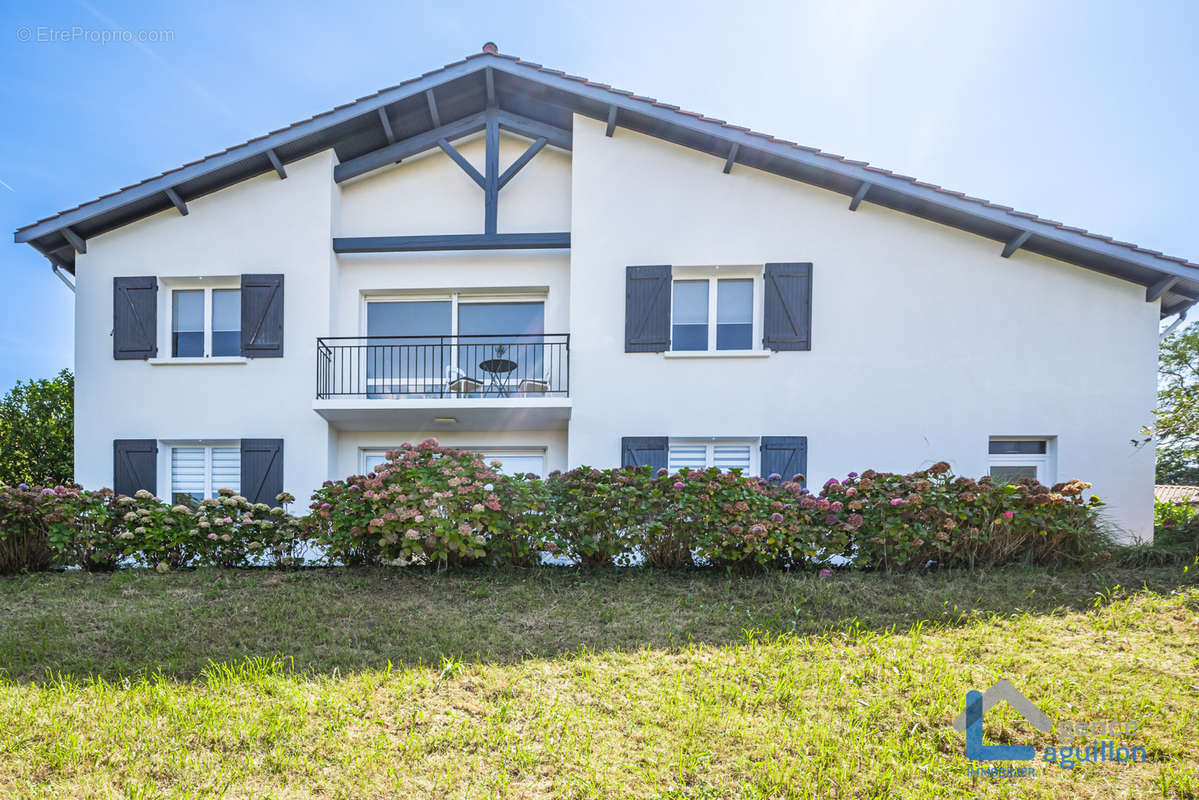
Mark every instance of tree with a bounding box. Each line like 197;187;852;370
1151;326;1199;484
0;369;73;486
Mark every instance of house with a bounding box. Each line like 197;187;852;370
14;44;1198;542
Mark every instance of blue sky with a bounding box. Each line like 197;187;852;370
1;0;1196;389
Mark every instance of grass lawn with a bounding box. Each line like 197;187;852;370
0;565;1196;799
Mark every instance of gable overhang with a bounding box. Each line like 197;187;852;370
14;50;1199;317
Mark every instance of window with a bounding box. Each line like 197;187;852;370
671;274;757;352
364;293;546;396
478;450;545;477
987;438;1054;485
361;448;545;477
668;439;754;473
170;286;241;358
211;289;241;356
171;443;240;506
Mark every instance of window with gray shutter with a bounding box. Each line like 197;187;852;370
240;438;284;505
113;277;158;359
625;265;671;352
760;436;807;485
621;436;668;471
113;439;157;496
240;274;284;357
762;263;812;351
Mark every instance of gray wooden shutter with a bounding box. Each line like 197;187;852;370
113;439;157;496
240;274;284;357
625;265;671;352
241;438;284;505
760;436;807;485
113;276;158;359
621;436;668;471
762;262;812;351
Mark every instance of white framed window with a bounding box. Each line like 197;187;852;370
987;437;1056;485
362;291;547;395
170;442;240;505
477;449;546;477
668;438;756;474
670;267;762;352
161;278;241;359
361;447;545;477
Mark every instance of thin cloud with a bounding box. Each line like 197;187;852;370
73;0;241;124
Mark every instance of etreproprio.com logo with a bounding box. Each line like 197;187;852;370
952;679;1146;776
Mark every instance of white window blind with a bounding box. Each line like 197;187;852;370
171;444;240;503
212;447;241;494
669;441;753;472
171;447;205;502
713;445;752;471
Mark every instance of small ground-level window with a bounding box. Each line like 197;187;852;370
987;438;1054;485
478;451;545;477
171;443;240;506
668;439;755;473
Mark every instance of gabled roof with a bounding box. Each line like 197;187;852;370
15;43;1199;317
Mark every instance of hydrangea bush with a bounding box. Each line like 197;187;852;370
814;463;1106;570
0;451;1109;573
0;483;305;572
308;439;549;568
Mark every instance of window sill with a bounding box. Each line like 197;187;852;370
662;350;771;359
147;357;249;366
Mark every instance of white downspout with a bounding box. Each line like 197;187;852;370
1161;310;1187;340
51;262;75;293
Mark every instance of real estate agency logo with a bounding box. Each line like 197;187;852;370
951;679;1146;778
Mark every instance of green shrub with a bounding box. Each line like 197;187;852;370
814;464;1107;570
544;467;643;566
0;484;65;573
0;483;307;571
308;439;529;568
1115;499;1199;566
672;468;800;571
0;452;1111;574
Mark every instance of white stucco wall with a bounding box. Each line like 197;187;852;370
70;111;1159;540
73;151;338;504
567;115;1158;541
336;131;571;237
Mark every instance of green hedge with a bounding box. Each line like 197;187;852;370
0;440;1110;573
0;483;306;573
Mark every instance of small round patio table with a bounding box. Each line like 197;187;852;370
479;358;518;397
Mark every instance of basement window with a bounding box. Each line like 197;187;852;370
987;438;1055;485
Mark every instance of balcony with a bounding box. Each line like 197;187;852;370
313;334;571;431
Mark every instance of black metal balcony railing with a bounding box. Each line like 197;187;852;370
316;334;570;399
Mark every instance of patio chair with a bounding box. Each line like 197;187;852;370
517;360;553;395
445;365;484;395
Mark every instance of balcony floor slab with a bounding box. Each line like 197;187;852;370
313;397;571;432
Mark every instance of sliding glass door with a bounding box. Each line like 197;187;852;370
363;296;545;397
366;300;451;397
457;302;545;393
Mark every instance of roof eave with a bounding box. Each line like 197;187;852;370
14;52;1199;318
